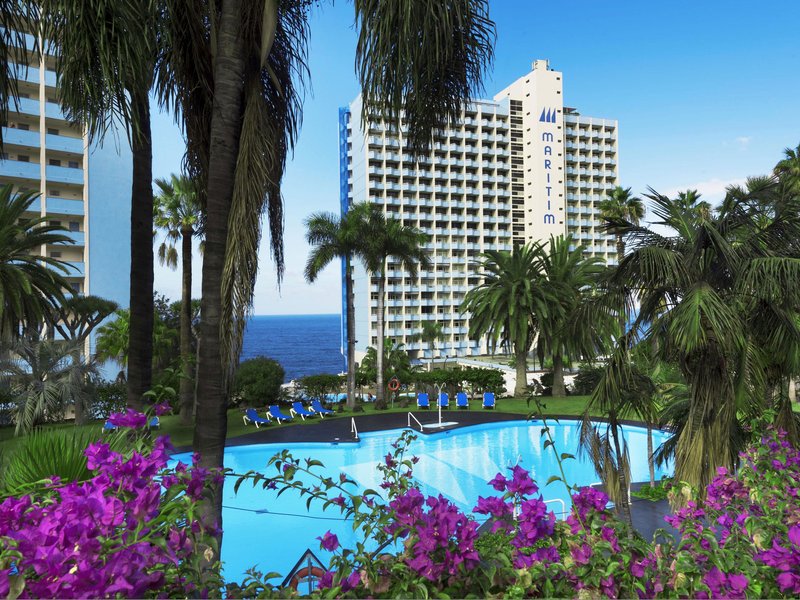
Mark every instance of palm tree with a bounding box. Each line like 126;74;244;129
50;295;119;425
775;142;800;185
158;0;494;544
599;186;645;265
598;183;800;493
40;0;159;411
154;174;202;425
359;340;415;392
304;209;362;410
461;243;557;398
0;186;72;339
95;309;178;379
409;320;447;370
0;337;98;435
358;205;430;408
536;235;613;397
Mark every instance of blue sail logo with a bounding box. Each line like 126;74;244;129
539;107;557;123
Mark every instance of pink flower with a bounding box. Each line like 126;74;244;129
108;408;147;429
318;530;339;552
152;402;172;416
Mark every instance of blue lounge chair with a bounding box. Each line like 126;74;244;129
417;393;430;409
310;399;335;417
243;408;271;428
268;405;294;424
438;392;449;409
483;392;496;410
102;420;117;433
456;392;469;409
290;401;316;421
149;416;160;429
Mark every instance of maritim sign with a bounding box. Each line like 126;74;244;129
529;98;565;241
538;107;561;230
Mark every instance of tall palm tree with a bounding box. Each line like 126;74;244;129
409;320;447;370
304;209;362;410
0;186;72;339
158;0;494;545
50;295;119;424
0;337;98;435
598;183;800;493
154;174;202;425
461;243;557;398
775;142;800;185
536;235;613;397
359;205;430;408
599;186;645;265
40;0;158;411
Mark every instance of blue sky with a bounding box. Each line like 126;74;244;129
150;0;800;315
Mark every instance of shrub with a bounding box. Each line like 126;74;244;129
572;363;605;395
232;357;284;406
90;380;127;419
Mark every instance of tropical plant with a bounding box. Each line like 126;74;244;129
232;357;284;407
536;235;614;397
50;295;118;424
774;142;800;188
359;340;415;401
596;181;800;493
461;243;557;397
158;0;494;549
304;209;361;410
0;186;72;339
154;174;203;425
409;320;447;370
95;309;178;378
40;0;159;411
298;373;345;406
0;337;97;435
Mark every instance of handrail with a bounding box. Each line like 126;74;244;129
407;412;424;432
350;417;359;441
544;498;567;517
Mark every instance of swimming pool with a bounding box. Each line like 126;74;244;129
175;420;671;583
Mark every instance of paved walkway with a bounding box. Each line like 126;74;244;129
223;410;675;539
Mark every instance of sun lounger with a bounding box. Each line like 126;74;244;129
438;392;449;409
268;405;294;423
456;392;469;409
310;399;335;417
149;416;160;429
102;420;117;433
290;401;316;420
243;408;271;428
482;392;496;410
417;393;430;409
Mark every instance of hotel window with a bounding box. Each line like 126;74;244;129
50;220;61;227
68;160;79;169
49;189;60;196
69;221;80;232
18;123;29;131
49;159;61;166
49;251;62;258
17;154;29;162
47;128;59;135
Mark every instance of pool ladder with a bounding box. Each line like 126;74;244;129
407;412;424;432
350;417;359;441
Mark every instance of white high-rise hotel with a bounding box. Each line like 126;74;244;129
339;59;619;364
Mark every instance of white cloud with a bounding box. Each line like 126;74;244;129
735;136;752;149
662;177;747;204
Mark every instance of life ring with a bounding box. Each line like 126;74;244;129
288;565;326;590
388;377;400;391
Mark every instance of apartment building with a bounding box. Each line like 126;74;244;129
339;59;618;365
1;30;132;350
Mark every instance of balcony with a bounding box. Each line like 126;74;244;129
11;63;39;85
47;197;84;215
16;97;40;117
3;127;40;148
46;133;83;154
65;261;85;277
46;164;83;185
64;230;85;245
0;158;41;180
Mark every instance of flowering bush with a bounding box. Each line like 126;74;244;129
233;427;800;598
0;409;224;598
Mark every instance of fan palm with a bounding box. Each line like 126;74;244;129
775;142;800;187
598;182;800;493
154;174;203;425
461;243;557;398
358;204;430;407
0;337;98;435
158;0;494;543
536;235;613;397
409;320;447;370
0;186;72;339
39;0;159;411
304;208;363;410
599;186;645;265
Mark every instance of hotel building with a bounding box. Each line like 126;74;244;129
339;59;619;365
1;31;132;352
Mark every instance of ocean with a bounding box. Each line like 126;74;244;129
239;314;344;382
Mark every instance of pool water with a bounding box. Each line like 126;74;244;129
174;420;671;583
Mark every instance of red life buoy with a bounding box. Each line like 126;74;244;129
288;565;326;590
388;378;400;391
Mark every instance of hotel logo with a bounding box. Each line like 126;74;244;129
539;107;557;124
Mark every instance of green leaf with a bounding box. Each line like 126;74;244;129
546;475;562;486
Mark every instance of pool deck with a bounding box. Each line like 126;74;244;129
223;410;677;540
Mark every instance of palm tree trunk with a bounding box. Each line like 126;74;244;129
126;90;153;412
617;234;626;336
647;424;655;487
179;227;194;425
345;254;356;410
71;346;87;425
194;0;248;553
375;268;386;407
514;349;527;397
610;421;634;531
552;352;566;397
790;376;797;404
